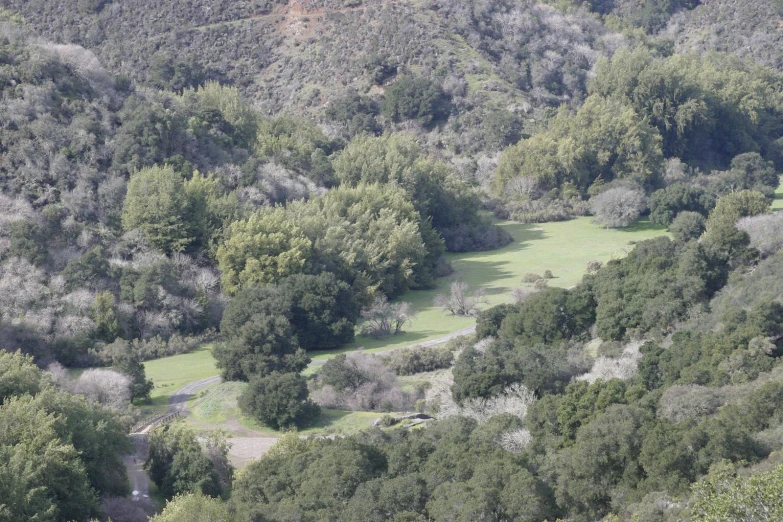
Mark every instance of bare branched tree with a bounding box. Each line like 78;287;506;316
506;175;540;201
434;281;488;316
590;187;646;228
360;296;416;338
70;368;131;410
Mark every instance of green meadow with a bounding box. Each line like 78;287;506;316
140;217;667;407
310;216;666;361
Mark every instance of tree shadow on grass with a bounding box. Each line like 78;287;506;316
618;218;666;234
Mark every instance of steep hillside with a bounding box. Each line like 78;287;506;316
665;0;783;70
0;0;622;154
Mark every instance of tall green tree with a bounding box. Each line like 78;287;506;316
112;346;153;402
122;165;194;253
146;422;224;499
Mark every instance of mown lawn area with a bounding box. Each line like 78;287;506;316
140;217;666;395
189;381;383;437
309;216;666;361
773;177;783;211
140;344;218;415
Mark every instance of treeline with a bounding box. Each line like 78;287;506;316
494;45;783;224
0;27;506;366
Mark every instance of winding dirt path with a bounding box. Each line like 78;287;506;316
124;376;225;504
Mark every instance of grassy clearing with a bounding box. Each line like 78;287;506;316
141;217;665;410
309;217;666;362
189;381;385;437
140;345;218;415
773;178;783;211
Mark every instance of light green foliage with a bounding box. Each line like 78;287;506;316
0;364;131;522
219;183;435;298
92;292;121;342
0;396;97;522
217;207;313;295
152;493;234;522
690;462;783;521
122;165;195;252
255;116;335;182
702;190;770;257
495;95;663;194
590;47;783;166
705;190;770;232
0;351;42;403
188;81;258;147
333;133;486;246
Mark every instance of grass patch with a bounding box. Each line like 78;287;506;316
141;345;219;415
190;381;387;436
139;217;666;414
773;176;783;211
309;217;666;361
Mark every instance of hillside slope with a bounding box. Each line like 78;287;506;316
665;0;783;70
0;0;622;154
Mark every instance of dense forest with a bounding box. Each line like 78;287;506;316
2;0;783;520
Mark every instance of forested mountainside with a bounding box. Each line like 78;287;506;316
666;0;783;70
0;0;625;155
3;0;783;521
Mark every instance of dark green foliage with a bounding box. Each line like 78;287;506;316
277;273;360;351
555;379;629;444
239;372;320;430
498;287;595;345
215;274;357;382
61;247;111;292
452;338;574;402
320;354;369;391
588;236;724;340
146;423;223;499
451;345;518;403
112;345;153;401
232;437;387;521
230;419;556;522
213;311;309;382
325;91;380;137
147;54;210;94
555;404;647;520
475;303;518;340
382;76;450;127
7;220;46;264
649;183;714;226
668;211;706;242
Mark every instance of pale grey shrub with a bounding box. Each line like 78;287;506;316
590;187;647;228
